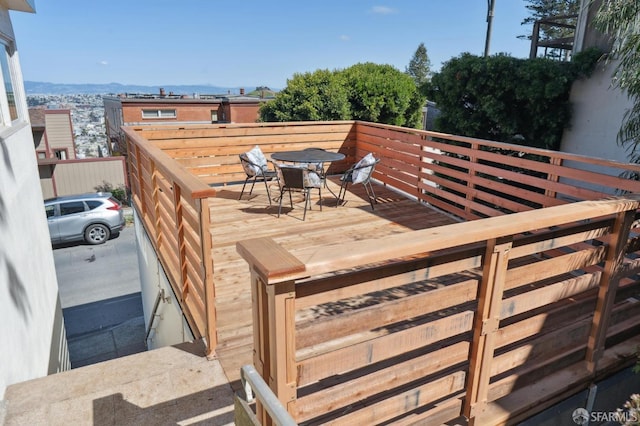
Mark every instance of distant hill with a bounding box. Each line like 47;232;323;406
23;81;273;96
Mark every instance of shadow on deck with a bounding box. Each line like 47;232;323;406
209;177;459;389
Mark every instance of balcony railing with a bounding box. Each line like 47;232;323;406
123;121;640;423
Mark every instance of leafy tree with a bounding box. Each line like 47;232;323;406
427;50;600;150
342;63;424;128
521;0;579;59
260;63;424;128
593;0;640;168
259;69;350;122
405;42;431;87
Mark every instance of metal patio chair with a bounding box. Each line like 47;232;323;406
238;146;278;205
337;153;380;210
275;164;323;221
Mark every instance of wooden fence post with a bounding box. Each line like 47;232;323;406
544;156;562;201
237;238;306;425
465;142;478;216
585;209;635;372
464;238;512;424
197;197;217;357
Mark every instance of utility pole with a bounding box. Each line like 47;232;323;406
484;0;496;57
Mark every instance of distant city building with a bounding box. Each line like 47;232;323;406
103;88;273;155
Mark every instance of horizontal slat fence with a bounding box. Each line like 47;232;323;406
355;122;640;221
124;127;218;356
237;196;640;425
128;121;358;186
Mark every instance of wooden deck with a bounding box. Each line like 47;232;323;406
122;121;640;424
208;177;458;387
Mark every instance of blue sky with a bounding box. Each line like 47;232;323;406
10;1;534;90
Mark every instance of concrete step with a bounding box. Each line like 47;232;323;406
3;342;235;425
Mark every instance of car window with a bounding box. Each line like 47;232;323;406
45;205;55;218
86;200;102;210
60;201;86;216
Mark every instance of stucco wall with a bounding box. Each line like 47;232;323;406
0;123;70;398
561;61;634;164
133;210;194;351
47;157;127;197
0;6;69;399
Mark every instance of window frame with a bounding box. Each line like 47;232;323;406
0;37;20;126
141;109;177;119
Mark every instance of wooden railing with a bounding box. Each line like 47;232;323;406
355;122;640;220
126;121;357;186
122;120;640;377
123;126;218;356
237;195;640;425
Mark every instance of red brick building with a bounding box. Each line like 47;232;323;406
103;88;273;155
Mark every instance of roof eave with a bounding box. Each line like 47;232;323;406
3;0;36;13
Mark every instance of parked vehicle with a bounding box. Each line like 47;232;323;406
45;192;125;245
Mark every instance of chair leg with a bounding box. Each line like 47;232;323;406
363;181;377;210
303;188;311;221
263;177;272;206
318;188;322;211
337;181;349;207
239;177;251;200
277;187;286;218
248;178;257;197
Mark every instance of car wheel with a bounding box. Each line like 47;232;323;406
84;224;110;245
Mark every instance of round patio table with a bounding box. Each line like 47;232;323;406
271;149;345;200
271;149;345;164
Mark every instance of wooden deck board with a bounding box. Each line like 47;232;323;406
208;177;459;387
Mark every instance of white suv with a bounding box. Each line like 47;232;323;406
45;192;126;245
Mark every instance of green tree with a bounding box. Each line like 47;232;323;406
260;63;424;128
343;62;424;128
427;51;599;150
593;0;640;168
405;42;431;87
259;69;350;122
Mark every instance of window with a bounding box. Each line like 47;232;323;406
45;205;55;218
60;201;85;216
86;200;101;210
54;149;67;160
142;109;176;119
0;41;18;124
211;110;218;123
37;151;46;159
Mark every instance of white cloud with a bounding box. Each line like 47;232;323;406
339;35;350;41
99;60;109;66
371;6;396;15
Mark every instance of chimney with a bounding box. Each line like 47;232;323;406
240;88;245;96
159;88;165;97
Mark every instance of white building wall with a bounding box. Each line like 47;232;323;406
0;3;69;400
133;210;194;351
560;61;634;164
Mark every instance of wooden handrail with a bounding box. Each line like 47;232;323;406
237;194;640;424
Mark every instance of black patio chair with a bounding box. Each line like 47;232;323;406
276;164;323;221
337;153;380;210
238;146;278;205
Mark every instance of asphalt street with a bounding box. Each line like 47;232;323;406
52;219;147;368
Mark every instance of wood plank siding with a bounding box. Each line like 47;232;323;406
123;121;640;425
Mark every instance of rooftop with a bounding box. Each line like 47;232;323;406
6;120;640;424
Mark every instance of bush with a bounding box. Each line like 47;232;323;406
427;49;601;150
94;181;129;206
